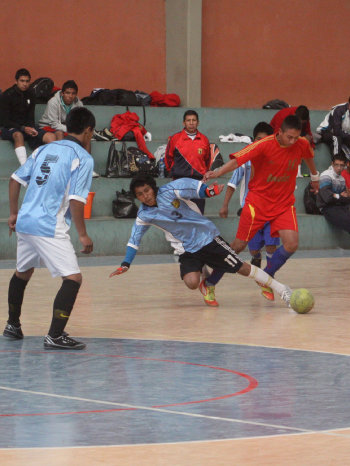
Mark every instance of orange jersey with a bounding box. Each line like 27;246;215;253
233;135;314;214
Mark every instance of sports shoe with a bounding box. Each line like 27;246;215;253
251;257;262;268
102;128;117;140
256;282;275;301
92;171;100;178
44;334;86;350
199;279;219;307
92;130;110;141
3;323;23;339
280;286;292;307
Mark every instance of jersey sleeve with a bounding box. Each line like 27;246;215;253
227;165;244;188
68;154;94;203
233;139;265;167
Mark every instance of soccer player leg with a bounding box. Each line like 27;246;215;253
180;252;218;307
238;263;292;307
4;269;33;339
248;229;264;268
48;277;81;339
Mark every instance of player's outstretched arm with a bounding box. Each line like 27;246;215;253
204;182;224;197
70;199;93;254
109;265;129;277
203;158;239;182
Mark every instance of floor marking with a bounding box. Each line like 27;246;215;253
0;384;319;434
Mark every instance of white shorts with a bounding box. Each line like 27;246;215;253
16;232;80;278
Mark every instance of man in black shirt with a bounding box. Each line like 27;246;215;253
0;68;56;165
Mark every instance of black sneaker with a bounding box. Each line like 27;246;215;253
251;257;262;268
44;334;86;350
92;130;110;141
3;323;23;339
102;128;117;140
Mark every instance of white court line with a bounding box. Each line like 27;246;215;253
0;384;325;434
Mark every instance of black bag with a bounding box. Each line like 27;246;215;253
135;90;152;106
112;189;138;218
29;77;54;103
262;99;290;109
126;146;158;177
114;89;139;106
304;183;322;214
105;141;131;178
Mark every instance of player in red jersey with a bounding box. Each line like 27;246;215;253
204;115;320;301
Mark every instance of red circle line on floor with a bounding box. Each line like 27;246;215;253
0;350;258;417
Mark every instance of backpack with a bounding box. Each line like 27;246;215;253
29;77;54;103
126;146;158;177
112;190;138;218
262;99;290;110
209;143;224;170
114;89;139;106
135;90;152;106
304;183;322;214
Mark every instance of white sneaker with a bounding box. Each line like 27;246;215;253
93;171;99;178
280;286;292;307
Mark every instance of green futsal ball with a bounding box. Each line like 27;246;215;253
290;288;315;314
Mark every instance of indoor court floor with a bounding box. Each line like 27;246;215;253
0;250;350;465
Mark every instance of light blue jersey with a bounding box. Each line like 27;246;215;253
12;138;93;238
227;160;251;207
124;178;220;264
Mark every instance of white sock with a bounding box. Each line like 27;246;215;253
249;264;285;296
297;164;302;177
15;146;27;165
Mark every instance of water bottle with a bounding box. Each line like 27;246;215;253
158;158;165;178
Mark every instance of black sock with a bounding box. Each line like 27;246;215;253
48;279;81;338
8;273;29;326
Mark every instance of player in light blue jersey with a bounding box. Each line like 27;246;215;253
110;174;292;308
219;122;279;301
3;107;96;350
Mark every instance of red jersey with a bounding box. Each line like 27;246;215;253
341;169;350;188
270;107;315;148
233;134;314;214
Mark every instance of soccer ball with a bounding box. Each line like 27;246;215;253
290;288;315;314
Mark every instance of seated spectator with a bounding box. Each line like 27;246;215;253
270;105;314;177
316;154;350;234
39;80;83;140
0;68;56;165
341;159;350;188
39;79;98;177
316;98;350;160
165;109;210;214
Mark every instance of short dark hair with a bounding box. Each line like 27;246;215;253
332;153;347;164
130;174;157;197
15;68;31;80
281;115;302;132
295;105;310;121
253;122;273;139
66;107;95;134
62;80;78;93
183;109;199;121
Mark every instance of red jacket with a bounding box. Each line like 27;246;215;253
165;129;210;180
110;111;154;159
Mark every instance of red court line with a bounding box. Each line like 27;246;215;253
0;349;258;417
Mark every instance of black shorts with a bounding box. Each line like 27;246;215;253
179;236;243;279
1;126;47;149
